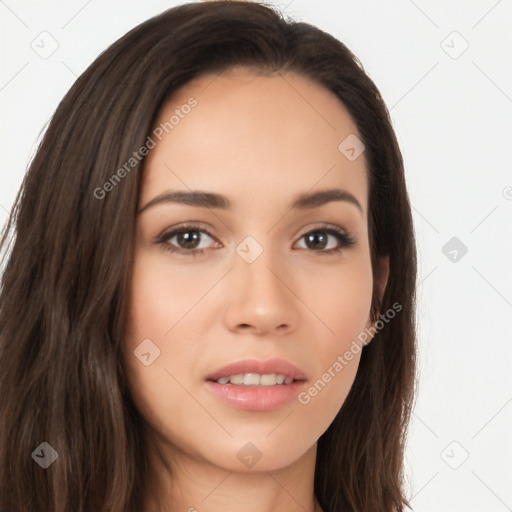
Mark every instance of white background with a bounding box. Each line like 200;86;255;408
1;1;511;511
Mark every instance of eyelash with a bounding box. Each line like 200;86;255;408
155;223;355;257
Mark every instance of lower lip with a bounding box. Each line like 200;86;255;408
205;380;306;411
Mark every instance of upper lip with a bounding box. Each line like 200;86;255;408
205;358;308;381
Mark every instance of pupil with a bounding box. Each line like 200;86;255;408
178;231;200;249
307;232;327;250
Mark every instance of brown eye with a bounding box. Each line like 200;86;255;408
296;227;355;254
174;230;203;249
303;232;329;250
157;226;219;255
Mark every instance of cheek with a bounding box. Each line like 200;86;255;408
122;254;199;417
125;251;209;342
298;249;374;347
317;269;373;334
292;252;373;430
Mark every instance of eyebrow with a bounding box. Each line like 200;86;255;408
138;188;363;215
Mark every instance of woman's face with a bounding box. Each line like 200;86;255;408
123;67;387;473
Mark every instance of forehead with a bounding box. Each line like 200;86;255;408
141;67;368;215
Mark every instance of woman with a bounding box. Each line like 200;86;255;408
0;2;417;511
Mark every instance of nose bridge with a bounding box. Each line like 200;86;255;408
223;235;299;333
236;237;287;304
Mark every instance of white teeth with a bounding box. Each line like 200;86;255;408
244;373;261;386
229;374;245;385
259;374;277;386
215;373;294;386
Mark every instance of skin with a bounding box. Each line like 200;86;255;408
123;67;389;512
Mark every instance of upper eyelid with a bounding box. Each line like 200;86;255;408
161;224;218;241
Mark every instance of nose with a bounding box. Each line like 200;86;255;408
222;246;300;336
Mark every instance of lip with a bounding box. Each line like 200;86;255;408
205;358;307;382
204;358;307;412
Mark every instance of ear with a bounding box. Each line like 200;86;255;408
364;254;390;343
374;254;389;308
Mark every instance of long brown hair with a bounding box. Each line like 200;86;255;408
0;2;417;511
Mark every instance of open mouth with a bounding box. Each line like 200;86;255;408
211;373;298;386
204;359;307;411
